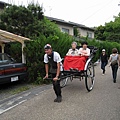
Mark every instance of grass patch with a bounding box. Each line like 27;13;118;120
10;86;30;95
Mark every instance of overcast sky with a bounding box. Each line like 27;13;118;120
1;0;120;27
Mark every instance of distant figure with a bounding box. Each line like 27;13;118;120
108;48;120;83
100;49;108;75
66;41;79;56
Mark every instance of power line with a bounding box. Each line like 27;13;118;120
78;1;106;10
81;0;114;24
104;9;119;22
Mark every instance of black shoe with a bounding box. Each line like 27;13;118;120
113;80;116;83
57;96;62;103
103;70;105;74
54;98;58;102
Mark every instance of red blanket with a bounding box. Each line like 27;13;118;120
63;56;88;71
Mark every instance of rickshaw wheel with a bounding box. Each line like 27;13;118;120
60;74;69;88
85;62;95;92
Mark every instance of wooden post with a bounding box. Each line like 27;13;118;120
0;43;5;53
21;41;26;63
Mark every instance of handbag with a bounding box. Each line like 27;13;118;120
110;60;118;66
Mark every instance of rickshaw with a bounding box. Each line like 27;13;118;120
47;46;98;92
60;46;97;92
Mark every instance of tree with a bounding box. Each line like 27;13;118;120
73;27;80;37
0;4;44;37
95;13;120;42
95;25;106;40
0;4;74;83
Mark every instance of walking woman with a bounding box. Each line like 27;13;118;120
109;48;120;83
100;49;108;75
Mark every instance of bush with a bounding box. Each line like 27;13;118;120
23;20;74;83
4;16;120;84
5;42;22;62
6;35;120;84
87;39;120;62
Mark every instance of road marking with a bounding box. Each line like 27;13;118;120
0;99;27;115
23;92;31;97
0;85;52;115
7;101;14;105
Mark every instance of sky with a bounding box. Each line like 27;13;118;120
1;0;120;27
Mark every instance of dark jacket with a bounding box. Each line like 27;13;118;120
100;53;108;63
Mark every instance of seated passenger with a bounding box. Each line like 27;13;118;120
79;41;90;56
66;42;79;56
64;41;90;71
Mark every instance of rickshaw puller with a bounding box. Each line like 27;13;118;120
43;44;62;103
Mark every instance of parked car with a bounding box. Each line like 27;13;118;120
0;53;27;84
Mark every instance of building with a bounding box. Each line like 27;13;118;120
0;1;94;39
47;16;95;39
0;1;8;12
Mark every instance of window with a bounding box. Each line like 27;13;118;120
62;28;69;34
87;32;92;38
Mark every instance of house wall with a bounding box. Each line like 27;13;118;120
57;23;94;38
0;3;6;13
78;28;94;38
57;24;74;36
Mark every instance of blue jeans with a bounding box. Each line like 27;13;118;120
111;64;118;82
101;62;107;74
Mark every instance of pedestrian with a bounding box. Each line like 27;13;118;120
108;48;120;83
100;49;108;75
43;44;62;103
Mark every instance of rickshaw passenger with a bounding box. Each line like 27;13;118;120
66;41;79;56
79;41;90;56
64;41;90;71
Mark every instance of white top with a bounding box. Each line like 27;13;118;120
79;48;90;56
109;54;119;63
66;48;79;56
44;51;63;71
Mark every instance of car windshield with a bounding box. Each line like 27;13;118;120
0;54;14;65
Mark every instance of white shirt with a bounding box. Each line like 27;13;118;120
66;48;79;56
79;48;90;56
109;54;119;63
44;51;63;71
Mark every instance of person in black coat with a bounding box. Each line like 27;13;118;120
100;49;108;75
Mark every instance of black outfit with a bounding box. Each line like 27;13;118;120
47;52;62;98
111;64;118;83
100;54;108;74
51;74;61;97
110;54;119;83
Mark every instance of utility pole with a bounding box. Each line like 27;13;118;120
49;6;52;16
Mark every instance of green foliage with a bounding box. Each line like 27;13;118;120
2;4;120;85
5;43;22;62
74;27;80;37
24;28;73;82
35;72;44;84
0;4;44;37
87;39;120;62
95;13;120;43
0;3;74;84
95;25;106;40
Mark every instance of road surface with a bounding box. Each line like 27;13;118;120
0;65;120;120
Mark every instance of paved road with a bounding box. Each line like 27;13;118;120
0;65;120;120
